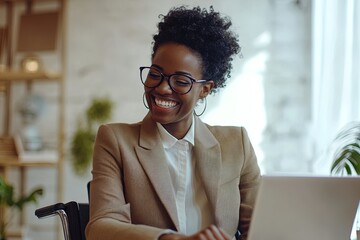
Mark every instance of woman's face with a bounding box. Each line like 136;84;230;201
144;43;213;138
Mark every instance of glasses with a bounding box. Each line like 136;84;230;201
140;66;208;94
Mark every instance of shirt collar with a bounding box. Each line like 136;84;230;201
156;116;195;149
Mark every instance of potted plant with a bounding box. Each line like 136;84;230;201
330;121;360;175
0;176;43;240
329;121;360;239
70;97;113;175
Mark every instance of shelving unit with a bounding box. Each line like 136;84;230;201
0;0;66;238
0;70;62;81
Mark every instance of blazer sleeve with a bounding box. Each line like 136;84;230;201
238;127;261;239
85;124;171;240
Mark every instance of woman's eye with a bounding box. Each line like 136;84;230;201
174;77;191;86
176;80;190;86
148;71;161;79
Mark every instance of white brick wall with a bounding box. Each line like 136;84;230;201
260;0;312;173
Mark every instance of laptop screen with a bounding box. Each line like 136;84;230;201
247;175;360;240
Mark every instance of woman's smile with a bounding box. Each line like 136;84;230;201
154;97;178;109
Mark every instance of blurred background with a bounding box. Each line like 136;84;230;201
0;0;359;239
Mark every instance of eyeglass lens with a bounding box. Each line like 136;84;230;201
141;67;193;94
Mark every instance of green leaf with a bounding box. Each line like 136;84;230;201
0;176;44;210
70;128;95;175
86;97;113;125
330;122;360;176
0;177;14;207
14;188;43;210
70;97;114;176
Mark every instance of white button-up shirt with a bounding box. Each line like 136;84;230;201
157;120;213;235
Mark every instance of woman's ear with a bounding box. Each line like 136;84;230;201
200;80;214;98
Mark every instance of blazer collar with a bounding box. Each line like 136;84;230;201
136;113;222;229
136;113;180;230
193;116;222;225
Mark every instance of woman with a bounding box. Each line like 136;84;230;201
86;6;261;240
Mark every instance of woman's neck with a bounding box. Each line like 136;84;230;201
162;118;193;140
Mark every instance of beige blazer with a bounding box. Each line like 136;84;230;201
86;113;261;240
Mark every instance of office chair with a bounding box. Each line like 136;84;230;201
35;201;89;240
35;182;90;240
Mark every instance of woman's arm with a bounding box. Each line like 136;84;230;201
237;127;261;238
86;124;170;240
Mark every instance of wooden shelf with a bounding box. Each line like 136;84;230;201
0;0;66;238
0;70;62;81
5;228;23;240
0;0;60;4
0;159;57;167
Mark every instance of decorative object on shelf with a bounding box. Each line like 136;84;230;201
13;135;58;162
71;97;113;175
17;11;60;52
0;176;43;240
20;54;42;73
16;10;60;80
16;94;46;151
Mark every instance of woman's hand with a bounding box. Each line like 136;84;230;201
159;225;231;240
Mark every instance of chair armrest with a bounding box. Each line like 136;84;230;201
35;201;88;240
35;202;67;218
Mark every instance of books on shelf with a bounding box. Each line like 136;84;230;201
0;136;18;160
14;135;58;162
19;149;58;162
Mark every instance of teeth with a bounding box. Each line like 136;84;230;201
155;98;177;108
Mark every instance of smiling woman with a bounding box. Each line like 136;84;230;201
142;43;212;139
86;5;261;240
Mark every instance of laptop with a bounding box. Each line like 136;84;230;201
247;175;360;240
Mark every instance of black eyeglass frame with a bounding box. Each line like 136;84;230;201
139;66;208;95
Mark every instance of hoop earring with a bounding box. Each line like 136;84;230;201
143;93;149;109
194;98;207;117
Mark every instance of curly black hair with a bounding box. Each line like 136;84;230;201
152;6;241;94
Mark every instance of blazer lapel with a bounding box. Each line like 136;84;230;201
135;113;179;230
193;117;222;226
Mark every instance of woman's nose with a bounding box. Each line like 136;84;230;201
155;77;172;93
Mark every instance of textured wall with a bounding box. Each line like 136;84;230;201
261;0;312;173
